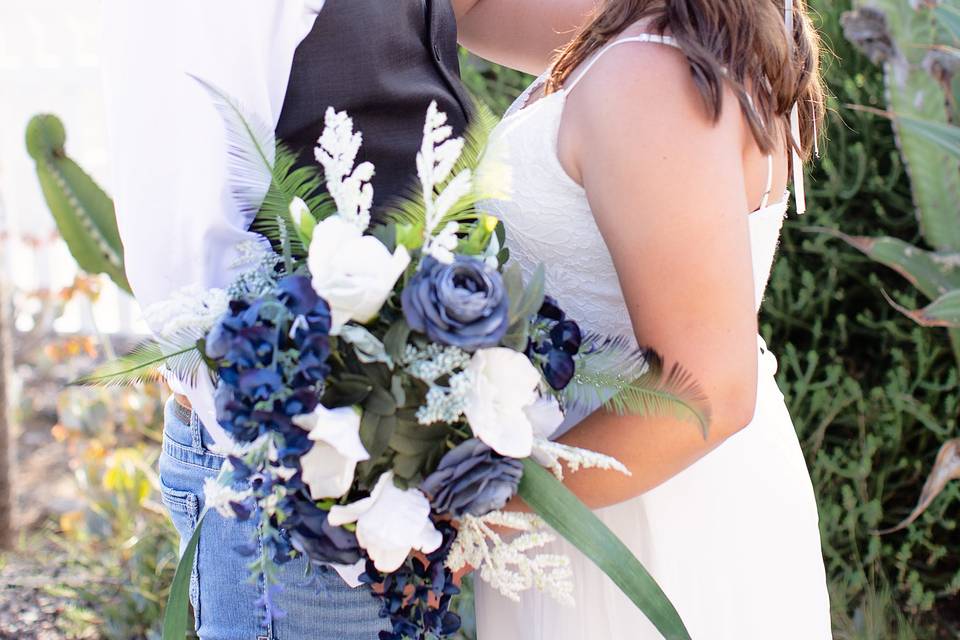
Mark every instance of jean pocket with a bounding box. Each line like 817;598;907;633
160;476;202;630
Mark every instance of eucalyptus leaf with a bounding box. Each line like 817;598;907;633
340;325;394;369
392;453;425;482
360;412;396;460
364;385;398;416
518;460;690;639
323;375;373;407
384;319;413;364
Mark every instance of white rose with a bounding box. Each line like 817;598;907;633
293;404;370;500
463;347;543;458
525;395;565;441
328;472;442;573
308;215;410;332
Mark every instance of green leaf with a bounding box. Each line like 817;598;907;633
73;340;206;388
323;375;374;407
364;385;398;416
563;338;710;435
27;114;131;293
518;460;690;639
360;413;397;460
884;289;960;328
935;4;960;42
507;263;546;327
389;424;447;456
896;115;960;160
815;228;960;299
384;319;412;364
162;514;203;640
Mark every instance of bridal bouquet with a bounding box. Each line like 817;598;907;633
84;80;705;640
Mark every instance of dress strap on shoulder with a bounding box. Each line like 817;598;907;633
564;34;680;94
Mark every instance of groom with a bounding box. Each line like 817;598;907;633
102;1;593;638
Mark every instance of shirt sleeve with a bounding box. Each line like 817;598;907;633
100;0;319;446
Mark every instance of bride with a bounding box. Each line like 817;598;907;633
474;0;832;638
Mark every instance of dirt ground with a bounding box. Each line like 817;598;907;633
0;551;78;640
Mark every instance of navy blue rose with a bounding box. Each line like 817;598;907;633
420;439;523;518
401;256;509;351
283;495;363;566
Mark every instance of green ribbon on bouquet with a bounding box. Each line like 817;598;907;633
518;459;691;640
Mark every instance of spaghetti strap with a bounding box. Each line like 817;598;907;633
564;34;680;94
758;155;774;210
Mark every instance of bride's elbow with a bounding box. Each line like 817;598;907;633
709;379;758;442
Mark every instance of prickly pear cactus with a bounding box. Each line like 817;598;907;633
26;114;131;294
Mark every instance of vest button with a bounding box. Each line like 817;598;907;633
433;43;442;61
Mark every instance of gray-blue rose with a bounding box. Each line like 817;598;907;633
401;256;509;351
420;438;523;518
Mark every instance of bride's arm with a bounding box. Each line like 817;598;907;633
453;0;597;74
526;44;763;509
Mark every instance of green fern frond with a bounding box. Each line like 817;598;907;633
252;144;338;256
73;340;208;388
563;348;711;436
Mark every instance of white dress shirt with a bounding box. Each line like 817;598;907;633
101;1;326;446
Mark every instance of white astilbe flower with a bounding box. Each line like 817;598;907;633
142;284;229;338
314;107;374;231
202;477;252;518
417;101;472;259
425;220;460;264
532;439;632;481
447;511;574;606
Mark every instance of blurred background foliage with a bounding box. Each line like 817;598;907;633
3;0;958;638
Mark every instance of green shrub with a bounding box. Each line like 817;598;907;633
767;1;959;635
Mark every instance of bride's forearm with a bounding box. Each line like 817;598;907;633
508;380;757;512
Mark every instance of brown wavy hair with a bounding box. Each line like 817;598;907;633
546;0;825;159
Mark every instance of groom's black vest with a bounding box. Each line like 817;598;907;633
276;0;472;209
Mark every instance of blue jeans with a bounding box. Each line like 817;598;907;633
158;397;389;639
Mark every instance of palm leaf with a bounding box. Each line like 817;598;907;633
564;336;710;436
191;75;336;258
190;75;277;225
73;339;207;388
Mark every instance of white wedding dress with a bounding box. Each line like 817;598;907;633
474;34;832;639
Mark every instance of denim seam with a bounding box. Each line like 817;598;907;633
188;493;201;632
163;437;224;471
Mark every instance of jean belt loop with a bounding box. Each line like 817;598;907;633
190;411;205;451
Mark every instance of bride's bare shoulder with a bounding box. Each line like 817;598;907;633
564;36;744;139
558;37;746;185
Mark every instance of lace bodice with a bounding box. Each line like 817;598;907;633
479;35;788;343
